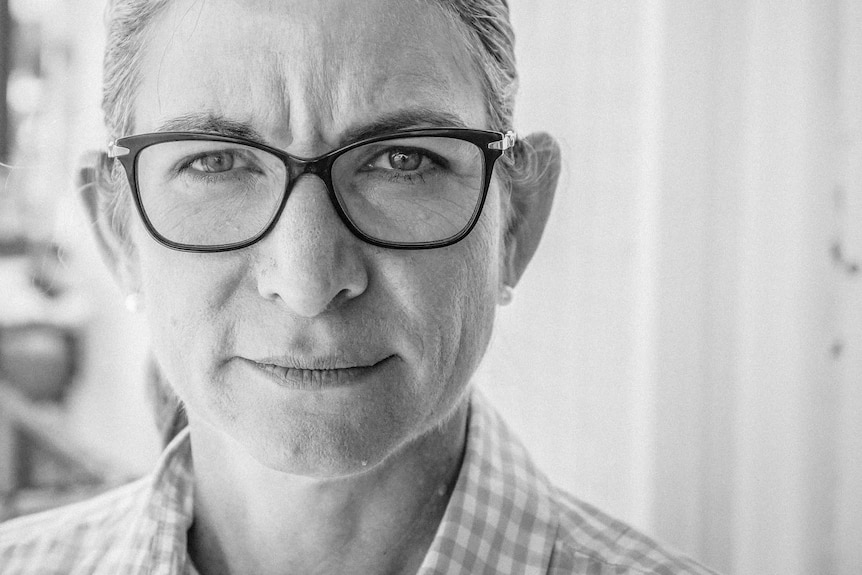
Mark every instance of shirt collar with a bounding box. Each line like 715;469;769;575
417;388;558;574
135;425;196;574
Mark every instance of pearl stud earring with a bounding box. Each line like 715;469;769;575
498;285;514;306
124;293;143;313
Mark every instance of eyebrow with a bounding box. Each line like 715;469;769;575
337;108;469;146
154;107;469;147
156;113;265;141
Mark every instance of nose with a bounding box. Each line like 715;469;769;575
254;175;368;317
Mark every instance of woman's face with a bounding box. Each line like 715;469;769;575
128;0;503;475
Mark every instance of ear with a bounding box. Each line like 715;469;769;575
77;150;140;294
502;132;561;287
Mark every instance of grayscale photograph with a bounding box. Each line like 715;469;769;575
0;1;860;574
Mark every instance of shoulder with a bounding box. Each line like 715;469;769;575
0;479;150;574
463;391;721;575
546;488;721;575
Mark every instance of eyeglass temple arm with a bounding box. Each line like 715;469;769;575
107;141;130;158
487;131;517;151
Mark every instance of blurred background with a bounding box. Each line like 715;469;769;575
0;1;859;574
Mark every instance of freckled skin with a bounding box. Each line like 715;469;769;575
129;0;504;476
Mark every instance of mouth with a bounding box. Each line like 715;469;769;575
242;355;396;390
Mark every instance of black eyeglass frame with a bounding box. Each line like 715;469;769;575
107;128;517;252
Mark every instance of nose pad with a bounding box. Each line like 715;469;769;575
255;175;368;317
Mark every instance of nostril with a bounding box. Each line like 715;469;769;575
327;287;360;311
253;232;369;318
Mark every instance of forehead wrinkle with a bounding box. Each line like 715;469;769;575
297;43;340;146
195;50;293;144
324;52;483;145
141;0;486;150
369;70;460;112
256;49;292;143
145;0;295;137
258;14;340;152
328;6;484;136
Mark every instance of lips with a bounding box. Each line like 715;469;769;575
242;355;395;390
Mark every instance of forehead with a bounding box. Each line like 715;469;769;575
134;0;486;146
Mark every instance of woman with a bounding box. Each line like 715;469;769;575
0;0;718;573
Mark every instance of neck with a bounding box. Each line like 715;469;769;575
186;401;468;575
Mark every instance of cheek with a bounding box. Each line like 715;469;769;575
133;234;243;410
406;188;502;397
455;199;502;365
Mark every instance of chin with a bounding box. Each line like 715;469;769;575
194;359;471;478
228;404;418;478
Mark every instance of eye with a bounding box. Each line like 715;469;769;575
191;151;236;173
371;148;430;172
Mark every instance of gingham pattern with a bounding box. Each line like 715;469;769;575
418;392;719;575
0;390;719;574
0;430;196;575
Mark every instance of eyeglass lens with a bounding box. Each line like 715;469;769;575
136;136;486;247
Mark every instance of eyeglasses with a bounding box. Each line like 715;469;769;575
107;128;517;252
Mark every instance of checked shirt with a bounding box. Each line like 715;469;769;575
0;390;718;574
